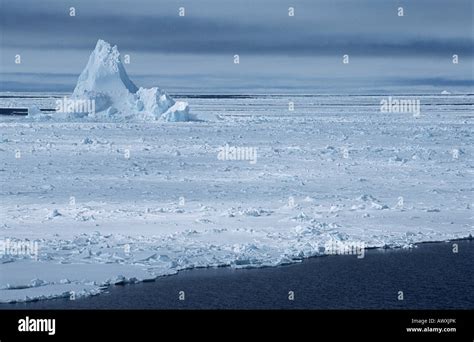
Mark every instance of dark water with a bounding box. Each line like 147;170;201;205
0;108;28;115
2;240;473;310
0;108;55;115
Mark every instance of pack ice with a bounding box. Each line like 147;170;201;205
1;61;472;304
33;39;194;122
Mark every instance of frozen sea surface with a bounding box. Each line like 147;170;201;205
0;93;472;302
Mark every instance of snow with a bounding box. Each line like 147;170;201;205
0;93;472;303
71;39;193;121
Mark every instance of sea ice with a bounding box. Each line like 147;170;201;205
0;92;471;303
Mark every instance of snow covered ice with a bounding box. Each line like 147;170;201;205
1;92;472;301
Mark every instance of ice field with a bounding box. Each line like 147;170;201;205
0;91;472;302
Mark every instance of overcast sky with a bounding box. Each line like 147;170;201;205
1;0;472;93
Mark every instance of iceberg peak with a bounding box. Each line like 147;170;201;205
73;39;138;97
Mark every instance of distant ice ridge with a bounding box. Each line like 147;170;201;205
54;39;193;122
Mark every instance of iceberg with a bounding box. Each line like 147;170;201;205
70;39;194;121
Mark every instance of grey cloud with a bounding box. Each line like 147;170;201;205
1;2;472;56
1;0;472;92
